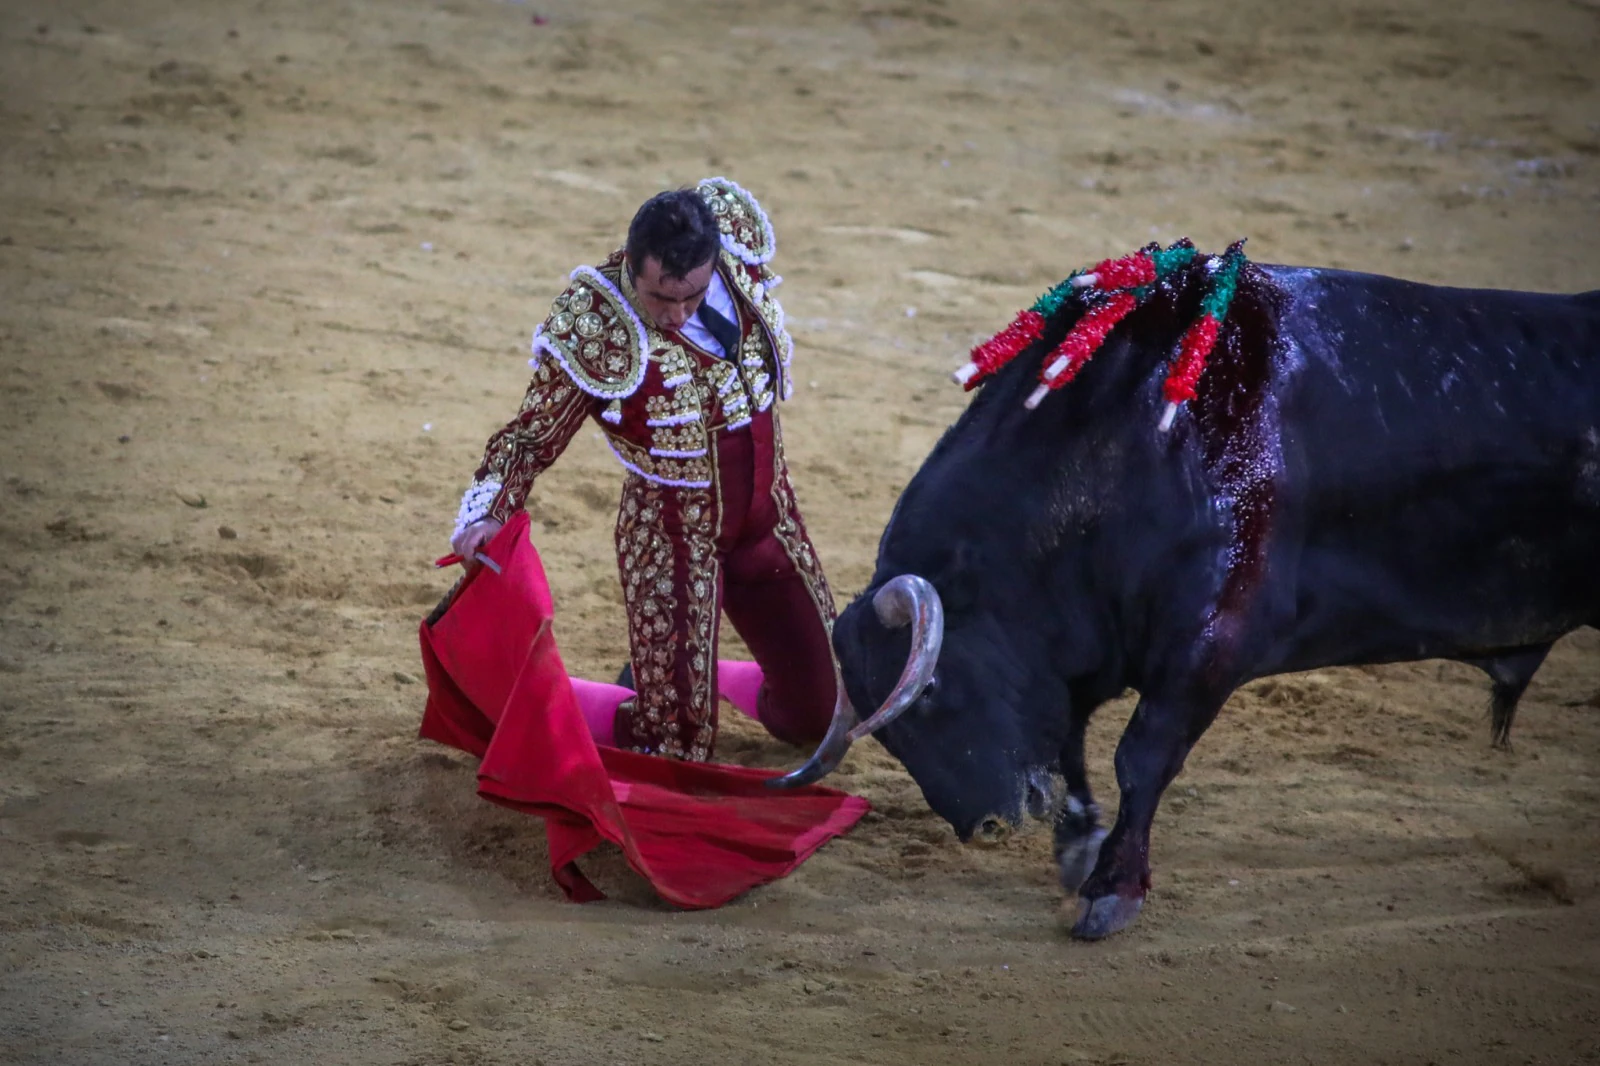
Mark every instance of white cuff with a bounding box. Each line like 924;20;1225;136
453;479;503;539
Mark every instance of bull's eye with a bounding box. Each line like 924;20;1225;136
915;675;939;714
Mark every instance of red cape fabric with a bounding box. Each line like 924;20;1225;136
417;513;869;909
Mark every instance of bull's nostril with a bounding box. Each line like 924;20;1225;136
974;816;1010;845
1026;778;1056;820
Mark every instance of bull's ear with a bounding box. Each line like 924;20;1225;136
932;541;982;616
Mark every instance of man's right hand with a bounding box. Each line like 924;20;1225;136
451;518;504;562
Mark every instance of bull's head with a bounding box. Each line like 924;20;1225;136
767;323;1140;840
770;498;1078;843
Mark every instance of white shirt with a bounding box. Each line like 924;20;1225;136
677;269;738;358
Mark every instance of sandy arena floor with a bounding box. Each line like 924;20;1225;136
2;0;1598;1063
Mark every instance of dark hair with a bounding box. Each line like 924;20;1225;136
626;189;720;280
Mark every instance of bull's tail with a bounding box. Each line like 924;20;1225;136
1489;683;1518;750
1473;645;1553;751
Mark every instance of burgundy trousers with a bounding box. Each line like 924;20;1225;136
612;411;837;761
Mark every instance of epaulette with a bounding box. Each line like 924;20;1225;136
530;260;648;401
696;177;776;266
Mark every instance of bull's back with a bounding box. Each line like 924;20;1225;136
1258;269;1600;668
1271;268;1598;443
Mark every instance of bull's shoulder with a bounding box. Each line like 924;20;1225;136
532;254;649;400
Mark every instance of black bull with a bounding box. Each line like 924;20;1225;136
773;261;1600;940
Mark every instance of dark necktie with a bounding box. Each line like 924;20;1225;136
695;300;741;359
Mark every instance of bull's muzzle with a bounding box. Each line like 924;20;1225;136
766;574;944;789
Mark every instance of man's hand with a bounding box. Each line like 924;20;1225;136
451;518;503;562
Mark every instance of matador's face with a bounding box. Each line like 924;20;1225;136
628;254;715;332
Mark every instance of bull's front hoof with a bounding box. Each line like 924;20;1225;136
1068;892;1144;940
1056;828;1109;894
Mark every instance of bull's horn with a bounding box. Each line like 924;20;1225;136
765;663;859;789
765;575;945;789
846;575;944;741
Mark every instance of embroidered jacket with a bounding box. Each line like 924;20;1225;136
454;177;795;536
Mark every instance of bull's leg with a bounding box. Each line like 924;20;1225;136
1071;690;1226;940
1464;644;1552;750
1054;709;1106;893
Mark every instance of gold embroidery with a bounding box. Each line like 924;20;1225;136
609;436;712;488
727;309;775;413
679;484;719;760
537;267;647;399
705;359;739;398
645;393;700;424
475;358;596;521
649;422;707;456
615;477;720;761
722;253;792;400
616;483;678;748
739;331;764;362
767;418;837;628
696;177;776;265
656;345;695;384
723;360;754;420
